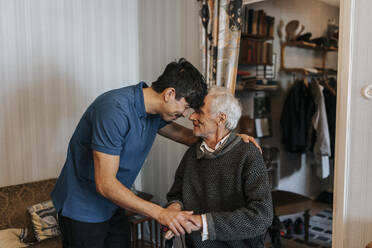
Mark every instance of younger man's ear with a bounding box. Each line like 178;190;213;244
163;87;176;102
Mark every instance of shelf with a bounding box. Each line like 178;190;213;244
243;0;266;4
280;41;338;74
280;67;337;75
282;41;338;52
236;84;279;92
239;62;273;66
241;34;274;41
281;67;313;74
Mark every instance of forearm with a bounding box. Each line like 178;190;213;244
158;122;198;146
99;178;199;236
93;150;197;236
98;177;163;219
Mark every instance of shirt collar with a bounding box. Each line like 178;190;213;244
200;133;231;153
134;82;148;118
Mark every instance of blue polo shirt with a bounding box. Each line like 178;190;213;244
51;82;168;222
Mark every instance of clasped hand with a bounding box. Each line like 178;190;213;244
157;206;202;239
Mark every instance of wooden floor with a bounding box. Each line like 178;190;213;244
265;238;327;248
281;239;317;248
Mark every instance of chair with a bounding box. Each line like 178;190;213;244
127;190;164;248
128;214;162;248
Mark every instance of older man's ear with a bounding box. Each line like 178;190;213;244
217;113;227;126
236;134;262;153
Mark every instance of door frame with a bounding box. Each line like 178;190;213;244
332;0;354;247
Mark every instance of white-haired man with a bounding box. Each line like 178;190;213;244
166;87;273;248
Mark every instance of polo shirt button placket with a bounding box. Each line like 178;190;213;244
141;120;146;136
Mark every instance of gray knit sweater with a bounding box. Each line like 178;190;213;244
166;134;273;248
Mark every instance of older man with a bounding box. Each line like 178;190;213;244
166;87;273;248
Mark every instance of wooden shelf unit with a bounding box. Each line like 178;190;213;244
280;40;338;74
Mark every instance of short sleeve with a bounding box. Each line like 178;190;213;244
91;104;129;155
158;118;170;130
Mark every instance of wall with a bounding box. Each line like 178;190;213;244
238;0;339;197
0;0;139;187
136;0;201;205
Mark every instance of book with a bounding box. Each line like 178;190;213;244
256;41;262;64
248;9;254;34
242;6;248;35
260;12;267;36
267;16;275;38
237;70;251;76
262;42;266;64
257;10;264;35
239;38;256;64
267;42;273;65
252;10;258;35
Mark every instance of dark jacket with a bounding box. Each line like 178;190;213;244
280;80;316;153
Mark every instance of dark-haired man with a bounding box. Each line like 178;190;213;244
52;59;208;248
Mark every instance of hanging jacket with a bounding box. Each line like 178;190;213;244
309;82;331;178
280;80;316;153
323;78;337;157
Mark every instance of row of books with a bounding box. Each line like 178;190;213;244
239;39;273;65
241;8;275;38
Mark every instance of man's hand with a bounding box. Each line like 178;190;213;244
188;215;202;230
157;208;198;236
164;214;203;240
236;133;262;153
166;202;182;211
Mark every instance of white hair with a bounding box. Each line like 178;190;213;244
208;87;242;130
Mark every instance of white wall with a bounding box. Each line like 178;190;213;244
0;0;139;187
137;0;201;205
238;0;339;197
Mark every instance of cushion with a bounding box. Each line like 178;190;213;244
0;228;28;248
20;221;37;244
27;201;60;242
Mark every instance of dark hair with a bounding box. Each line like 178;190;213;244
152;58;207;109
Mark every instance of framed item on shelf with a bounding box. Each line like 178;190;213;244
254;92;271;118
254;117;272;138
238;115;272;138
238;115;255;137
